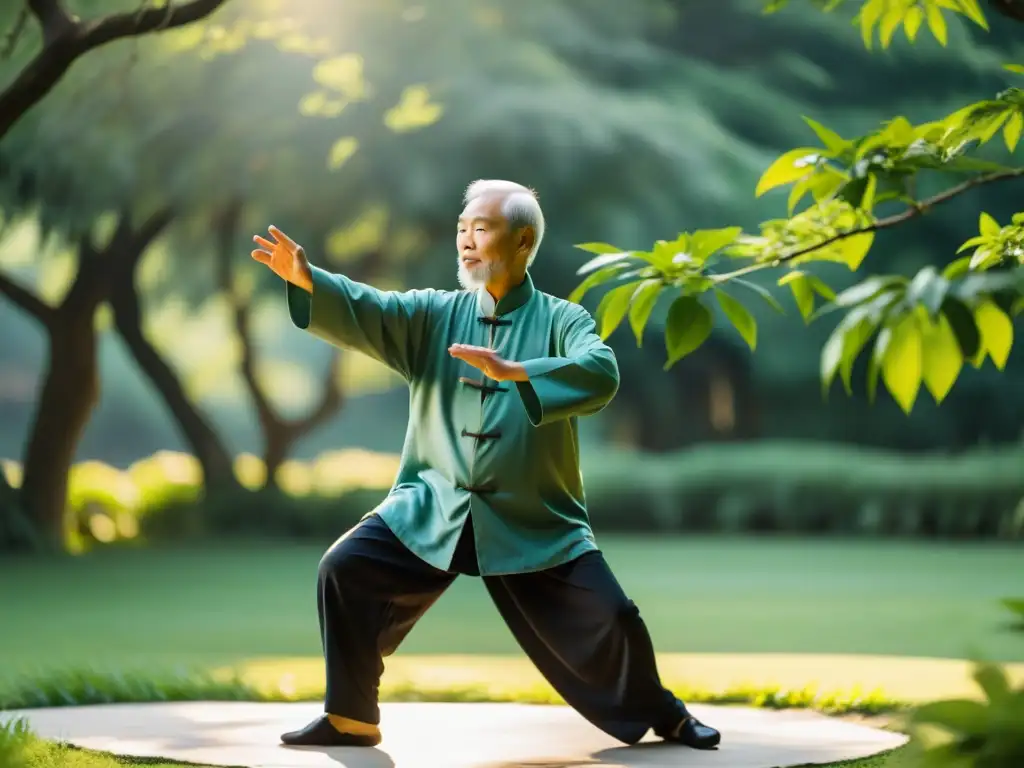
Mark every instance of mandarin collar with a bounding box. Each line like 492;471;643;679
477;272;535;317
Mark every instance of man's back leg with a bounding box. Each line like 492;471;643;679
483;551;720;749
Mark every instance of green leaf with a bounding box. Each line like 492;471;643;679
972;662;1010;704
808;275;836;301
925;3;948;46
912;699;990;735
838;232;875;270
820;299;886;396
807;166;848;202
802;116;848;154
730;278;786;313
979;212;1001;237
906;266;950;318
881;312;923;414
956;0;988;30
714;288;758;350
1013;296;1024;316
859;0;884;48
879;6;902;48
568;264;630;304
974;299;1014;370
755;148;820;197
576;251;633;276
833;276;903;308
921;312;963;404
954;268;1024;301
787;176;814;214
941;297;981;359
690;227;744;261
575;242;625;255
820;319;846;395
596;281;642;340
664;296;713;369
780;271;816;322
628;279;663;347
1004;111;1022;152
903;5;925;40
860;173;878;213
1005;64;1024;75
839;310;880;395
976;111;1011;145
866;325;891;403
969;246;999;271
956;236;990;255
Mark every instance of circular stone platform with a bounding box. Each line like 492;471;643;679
3;701;908;768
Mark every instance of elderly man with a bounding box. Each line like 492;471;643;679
251;180;721;752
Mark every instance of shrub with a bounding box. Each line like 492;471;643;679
582;443;1024;538
905;600;1024;768
7;441;1023;548
0;717;31;768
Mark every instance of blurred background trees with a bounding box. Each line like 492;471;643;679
0;0;1021;550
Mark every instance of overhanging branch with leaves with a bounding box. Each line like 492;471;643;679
570;0;1024;417
0;0;231;140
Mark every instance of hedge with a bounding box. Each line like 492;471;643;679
1;441;1022;550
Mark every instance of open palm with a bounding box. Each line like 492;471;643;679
448;344;526;382
252;226;312;290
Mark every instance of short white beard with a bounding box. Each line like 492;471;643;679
457;258;505;292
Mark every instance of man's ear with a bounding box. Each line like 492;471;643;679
516;227;536;259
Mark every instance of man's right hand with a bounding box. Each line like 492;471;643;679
252;225;314;293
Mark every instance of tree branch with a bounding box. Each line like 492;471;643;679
715;168;1024;283
222;209;346;450
128;207;176;255
0;0;229;140
215;200;278;435
0;269;55;329
26;0;73;45
288;349;344;435
78;0;228;49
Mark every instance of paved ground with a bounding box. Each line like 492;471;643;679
4;701;907;768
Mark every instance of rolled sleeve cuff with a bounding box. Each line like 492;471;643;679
515;358;571;427
286;266;335;333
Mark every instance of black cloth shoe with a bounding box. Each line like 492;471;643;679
280;715;381;747
657;714;721;749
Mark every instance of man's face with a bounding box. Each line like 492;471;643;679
456;195;514;291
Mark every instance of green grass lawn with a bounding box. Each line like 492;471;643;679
2;535;1022;674
1;535;1021;768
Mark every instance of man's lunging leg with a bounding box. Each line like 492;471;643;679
281;514;456;747
484;551;720;749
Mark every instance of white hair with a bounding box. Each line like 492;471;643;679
463;179;545;266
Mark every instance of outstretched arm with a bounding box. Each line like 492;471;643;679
287;266;430;381
252;226;430;381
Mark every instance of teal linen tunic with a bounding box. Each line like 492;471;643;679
286;265;620;576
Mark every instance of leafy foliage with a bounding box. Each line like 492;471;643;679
0;717;31;768
903;601;1024;767
571;0;1024;416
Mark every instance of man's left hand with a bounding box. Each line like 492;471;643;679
448;344;528;382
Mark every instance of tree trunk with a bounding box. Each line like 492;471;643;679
214;199;345;492
109;250;239;493
18;261;105;548
2;211;190;547
262;424;291;491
